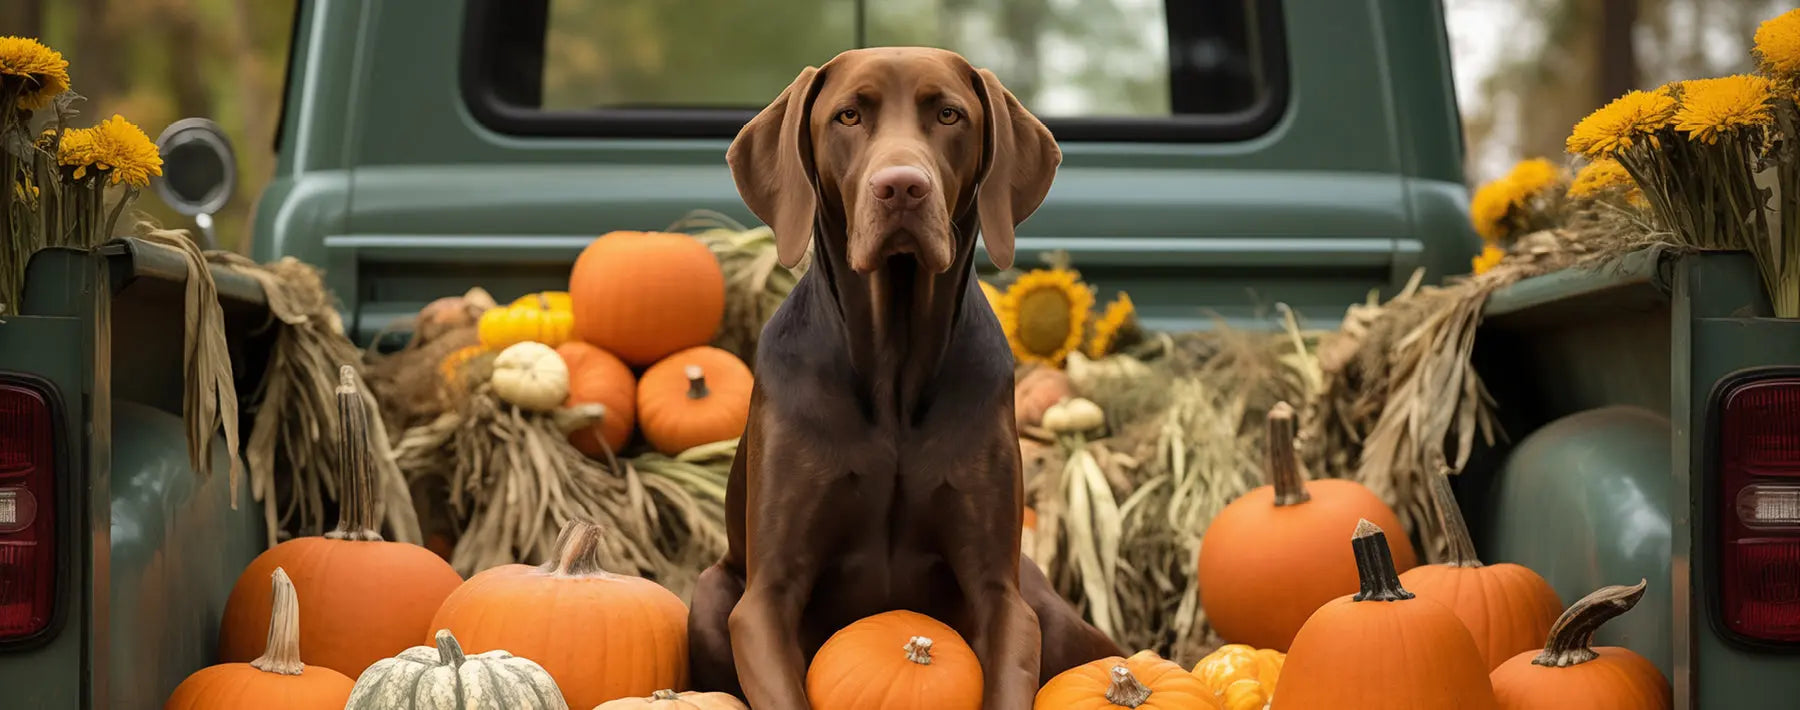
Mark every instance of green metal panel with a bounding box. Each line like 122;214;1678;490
106;404;263;707
255;0;1481;340
1483;406;1674;677
1670;252;1800;710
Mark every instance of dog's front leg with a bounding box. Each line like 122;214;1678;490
728;573;814;710
945;441;1043;709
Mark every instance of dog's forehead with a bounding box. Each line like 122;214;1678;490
818;48;980;103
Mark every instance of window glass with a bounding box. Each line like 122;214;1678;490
537;0;1263;119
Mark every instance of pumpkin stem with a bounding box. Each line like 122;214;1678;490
435;629;467;668
1428;467;1483;568
1533;579;1648;668
651;690;681;701
1351;519;1416;602
540;518;617;577
249;567;305;676
1266;402;1310;506
1104;665;1153;708
904;636;934;665
326;366;384;542
685;365;711;400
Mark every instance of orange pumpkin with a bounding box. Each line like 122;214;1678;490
167;568;354;709
1399;470;1562;670
430;519;690;708
1035;650;1220;709
806;610;983;710
570;231;726;366
1490;580;1670;709
1015;365;1072;429
638;346;752;455
596;690;748;709
1197;402;1416;651
1270;520;1497;709
558;341;637;455
218;368;464;679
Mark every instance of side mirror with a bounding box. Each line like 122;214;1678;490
151;118;237;250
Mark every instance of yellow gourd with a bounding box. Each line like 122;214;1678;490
478;293;574;349
1193;644;1283;710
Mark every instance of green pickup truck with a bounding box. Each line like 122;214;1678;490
0;0;1792;707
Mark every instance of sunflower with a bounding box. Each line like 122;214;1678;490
58;115;164;187
1471;244;1505;276
1567;88;1679;158
1754;9;1800;80
1468;158;1563;243
0;36;70;111
1567;158;1636;199
1084;291;1140;359
1672;75;1775;144
998;268;1093;368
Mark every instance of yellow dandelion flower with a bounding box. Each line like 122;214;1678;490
1672;74;1775;144
1754;9;1800;80
56;126;104;179
1567;158;1636;199
1567;88;1678;158
0;36;70;111
92;115;163;187
1084;292;1138;359
1468;158;1563;243
998;268;1093;368
1471;244;1505;275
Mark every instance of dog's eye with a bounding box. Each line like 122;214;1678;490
938;107;962;125
835;109;860;126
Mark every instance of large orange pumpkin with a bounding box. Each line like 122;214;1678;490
1490;580;1670;709
638;346;753;455
218;368;464;679
570;230;726;366
1270;520;1497;709
1399;470;1562;670
1197;402;1416;651
430;518;690;709
806;610;983;710
558;341;637;454
1035;650;1220;709
167;568;354;709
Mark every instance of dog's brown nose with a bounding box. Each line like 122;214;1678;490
869;166;931;209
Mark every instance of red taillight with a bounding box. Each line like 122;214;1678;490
1717;377;1800;643
0;383;55;640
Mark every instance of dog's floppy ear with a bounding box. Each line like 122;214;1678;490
728;66;824;269
971;68;1060;271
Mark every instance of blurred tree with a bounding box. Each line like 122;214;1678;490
2;0;297;253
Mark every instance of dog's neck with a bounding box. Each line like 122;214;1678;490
810;209;980;417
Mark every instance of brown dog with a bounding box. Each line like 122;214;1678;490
685;47;1122;709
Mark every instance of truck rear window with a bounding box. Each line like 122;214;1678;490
461;0;1288;142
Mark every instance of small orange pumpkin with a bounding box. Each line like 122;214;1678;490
1197;403;1416;651
166;568;354;709
637;346;752;455
570;231;726;366
1490;580;1670;709
595;690;748;709
1270;520;1497;709
1399;470;1562;670
1035;650;1220;709
430;519;690;708
558;341;637;455
218;368;464;679
806;610;983;710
